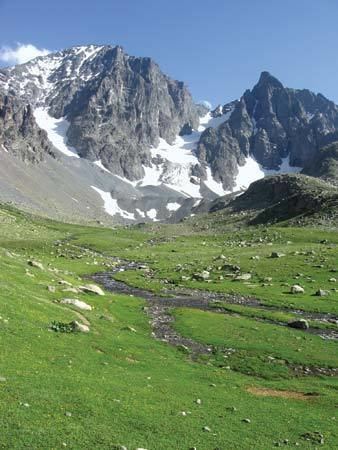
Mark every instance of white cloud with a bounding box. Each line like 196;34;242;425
0;43;51;66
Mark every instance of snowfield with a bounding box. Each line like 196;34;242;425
234;155;302;191
91;186;135;220
136;111;232;198
34;108;80;158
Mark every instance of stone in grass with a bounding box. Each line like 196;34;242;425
124;326;137;333
47;285;56;293
0;376;6;382
315;289;328;297
290;285;305;294
270;252;285;258
71;321;90;333
288;319;309;330
193;271;210;281
28;260;44;270
202;426;211;432
61;298;92;311
242;418;251;423
234;273;252;281
301;431;324;445
329;278;337;283
62;287;81;294
79;284;105;296
58;280;72;286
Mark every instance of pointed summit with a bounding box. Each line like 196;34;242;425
254;71;284;90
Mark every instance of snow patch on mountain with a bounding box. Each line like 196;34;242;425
34;107;80;158
91;186;135;220
146;208;159;220
94;160;112;173
166;202;181;212
1;144;8;153
234;155;302;191
138;111;231;198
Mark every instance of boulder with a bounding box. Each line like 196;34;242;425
79;284;105;296
234;273;252;281
70;321;90;333
290;285;304;294
28;260;44;270
61;298;92;311
288;319;309;330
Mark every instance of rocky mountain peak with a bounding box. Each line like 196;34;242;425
253;71;284;91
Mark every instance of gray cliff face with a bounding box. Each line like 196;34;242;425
197;71;338;190
0;93;54;163
0;45;199;179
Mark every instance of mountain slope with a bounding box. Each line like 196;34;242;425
190;174;338;228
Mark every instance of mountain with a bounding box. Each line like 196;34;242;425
197;72;338;190
1;46;338;223
0;45;234;223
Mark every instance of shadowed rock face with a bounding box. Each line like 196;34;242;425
0;93;54;163
197;72;338;190
303;141;338;185
0;45;199;179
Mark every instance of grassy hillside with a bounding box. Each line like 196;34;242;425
0;204;337;449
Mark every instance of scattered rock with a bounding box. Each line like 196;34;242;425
124;326;137;333
290;285;304;294
193;271;210;281
27;260;44;270
234;273;252;281
79;284;105;295
70;321;90;333
60;298;92;311
62;287;81;294
202;426;211;432
315;289;328;297
47;285;56;293
288;319;309;330
270;252;285;258
301;431;324;445
242;418;251;423
58;280;72;286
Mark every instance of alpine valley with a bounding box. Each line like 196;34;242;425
1;43;338;450
1;44;338;224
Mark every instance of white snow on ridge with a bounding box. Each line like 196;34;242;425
91;186;135;220
34;107;80;158
1;144;8;153
234;155;302;191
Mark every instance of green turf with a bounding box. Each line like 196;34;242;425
0;204;337;449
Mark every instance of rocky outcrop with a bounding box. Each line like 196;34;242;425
0;93;54;163
197;72;338;190
192;174;338;227
303;141;338;185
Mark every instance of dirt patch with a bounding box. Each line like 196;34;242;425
247;386;319;400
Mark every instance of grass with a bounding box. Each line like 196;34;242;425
0;204;338;448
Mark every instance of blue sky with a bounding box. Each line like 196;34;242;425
1;0;338;106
